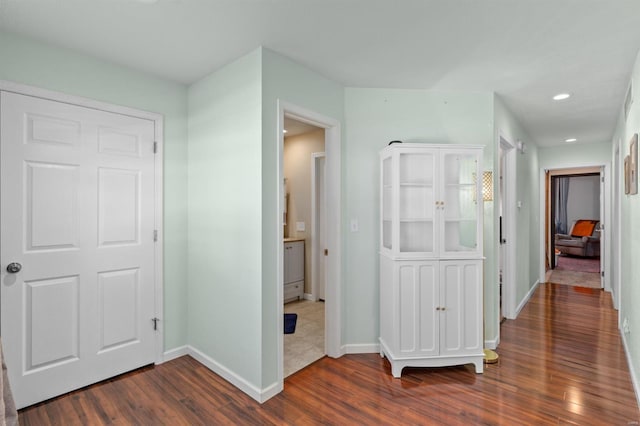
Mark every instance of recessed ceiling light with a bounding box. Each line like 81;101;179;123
553;93;571;101
565;138;577;143
283;129;288;134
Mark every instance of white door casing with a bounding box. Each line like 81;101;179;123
311;153;326;301
499;136;516;320
0;89;161;409
600;167;606;289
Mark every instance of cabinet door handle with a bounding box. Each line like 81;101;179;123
436;307;441;311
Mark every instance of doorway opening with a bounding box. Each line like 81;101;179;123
276;101;342;387
546;167;603;289
282;117;325;377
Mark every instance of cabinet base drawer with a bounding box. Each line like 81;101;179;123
284;280;304;303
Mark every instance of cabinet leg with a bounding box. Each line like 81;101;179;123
473;360;484;374
391;365;402;378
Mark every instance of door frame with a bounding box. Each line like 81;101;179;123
310;152;326;301
539;163;611;292
499;135;517;320
0;80;165;363
276;100;342;384
613;139;622;311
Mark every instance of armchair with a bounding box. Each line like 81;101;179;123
555;219;600;257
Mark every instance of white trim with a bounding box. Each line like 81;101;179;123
303;293;315;301
621;331;640;408
343;344;380;354
614;140;622;311
189;345;278;403
276;100;343;392
162;346;190;363
499;135;517;320
484;336;499;350
164;346;285;403
539;170;547;284
0;80;165;364
602;165;611;292
310;152;326;302
0;80;161;121
153;112;165;364
515;280;540;317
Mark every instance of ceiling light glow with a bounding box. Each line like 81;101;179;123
553;93;571;101
565;138;577;143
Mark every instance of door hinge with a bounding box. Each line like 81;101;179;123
153;230;158;242
153;141;158;154
324;249;328;256
601;176;604;183
152;317;159;331
601;271;604;277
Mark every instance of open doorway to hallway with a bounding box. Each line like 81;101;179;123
546;167;602;289
282;117;326;377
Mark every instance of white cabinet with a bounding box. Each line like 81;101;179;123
379;143;484;377
284;240;304;303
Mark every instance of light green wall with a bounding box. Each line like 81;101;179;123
493;96;541;314
611;48;640;399
187;49;263;386
0;31;189;351
538;142;611;169
261;48;344;387
344;88;496;345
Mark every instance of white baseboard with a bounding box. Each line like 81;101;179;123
260;380;283;402
484;336;499;350
162;345;283;403
515;280;540;318
188;345;272;404
162;345;189;363
621;331;640;408
343;343;380;354
303;293;315;301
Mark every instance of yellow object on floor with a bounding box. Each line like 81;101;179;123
483;348;499;364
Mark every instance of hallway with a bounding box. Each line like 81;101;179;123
18;283;639;425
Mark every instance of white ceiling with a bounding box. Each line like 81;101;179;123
2;0;640;147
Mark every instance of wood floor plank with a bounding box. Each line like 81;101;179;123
17;283;640;425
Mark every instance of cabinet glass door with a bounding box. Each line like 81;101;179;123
441;151;479;254
398;152;435;254
382;155;393;251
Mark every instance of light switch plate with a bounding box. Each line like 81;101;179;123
296;221;305;231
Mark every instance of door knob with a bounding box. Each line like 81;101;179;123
6;262;22;274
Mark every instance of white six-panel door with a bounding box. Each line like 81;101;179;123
0;91;157;409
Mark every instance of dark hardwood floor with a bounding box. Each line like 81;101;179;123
19;283;640;425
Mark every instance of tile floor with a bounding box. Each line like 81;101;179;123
283;300;325;377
